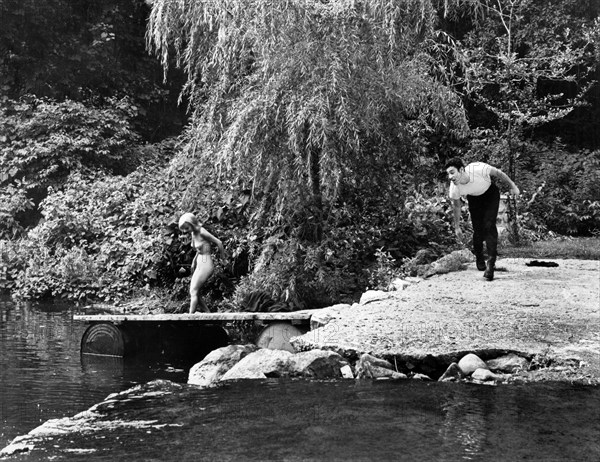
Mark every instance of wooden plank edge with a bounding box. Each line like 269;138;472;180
73;312;314;322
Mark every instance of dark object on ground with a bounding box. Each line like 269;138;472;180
526;260;559;267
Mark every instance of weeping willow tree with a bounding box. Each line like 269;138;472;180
148;0;467;227
146;0;469;306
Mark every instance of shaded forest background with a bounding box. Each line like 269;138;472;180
1;0;598;310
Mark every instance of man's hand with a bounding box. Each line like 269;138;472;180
509;185;520;198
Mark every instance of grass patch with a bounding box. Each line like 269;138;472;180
500;236;600;260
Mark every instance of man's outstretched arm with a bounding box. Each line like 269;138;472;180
489;167;520;197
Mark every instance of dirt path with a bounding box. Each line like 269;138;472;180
292;258;600;380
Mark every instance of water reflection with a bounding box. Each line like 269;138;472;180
440;386;486;460
4;379;599;462
80;354;125;378
0;296;187;448
1;298;86;446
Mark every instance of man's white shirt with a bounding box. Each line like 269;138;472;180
449;162;492;199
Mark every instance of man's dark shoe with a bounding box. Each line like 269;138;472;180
475;253;486;271
483;258;496;281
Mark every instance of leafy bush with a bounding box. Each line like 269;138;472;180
518;144;600;236
2;151;175;301
14;246;100;301
1;96;140;178
231;234;360;311
367;248;397;290
403;188;457;247
0;96;141;235
0;183;34;239
0;238;97;300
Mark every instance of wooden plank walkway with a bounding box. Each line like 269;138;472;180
74;311;313;324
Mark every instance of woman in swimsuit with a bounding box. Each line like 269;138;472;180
178;212;226;313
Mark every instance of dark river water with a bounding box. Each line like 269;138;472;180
1;295;599;461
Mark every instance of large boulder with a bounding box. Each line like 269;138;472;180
220;349;294;380
188;344;259;386
486;353;529;373
219;348;350;381
458;353;488;376
289;350;349;379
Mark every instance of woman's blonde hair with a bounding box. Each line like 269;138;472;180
178;212;199;230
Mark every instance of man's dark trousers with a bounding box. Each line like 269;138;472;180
467;182;500;259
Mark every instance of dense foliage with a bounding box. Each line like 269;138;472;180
0;97;141;238
0;0;186;139
1;0;598;307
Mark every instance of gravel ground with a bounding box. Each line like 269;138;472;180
292;258;600;382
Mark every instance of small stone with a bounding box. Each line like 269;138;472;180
438;363;465;382
340;364;354;379
471;368;500;381
412;373;432;381
404;277;423;284
458;353;488;376
486;353;529;373
359;290;392;305
365;365;407;380
355;353;406;379
358;353;394;369
388;278;410;291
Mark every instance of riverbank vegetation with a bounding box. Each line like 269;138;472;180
1;0;598;309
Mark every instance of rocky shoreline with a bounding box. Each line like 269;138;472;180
187;343;565;388
189;256;599;386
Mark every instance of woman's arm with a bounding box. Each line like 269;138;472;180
200;228;227;259
489;167;520;197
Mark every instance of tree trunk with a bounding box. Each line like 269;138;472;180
506;117;520;244
309;146;324;242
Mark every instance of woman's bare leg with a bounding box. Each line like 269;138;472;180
189;290;208;313
189;255;214;313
